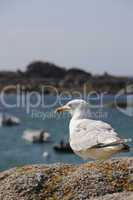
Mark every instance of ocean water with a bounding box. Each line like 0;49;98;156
0;94;132;171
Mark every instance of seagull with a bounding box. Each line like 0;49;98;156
56;99;129;161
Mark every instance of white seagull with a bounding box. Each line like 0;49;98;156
56;99;129;160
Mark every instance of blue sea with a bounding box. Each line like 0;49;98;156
0;94;132;171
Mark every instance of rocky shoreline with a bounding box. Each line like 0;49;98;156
0;61;132;94
0;157;133;200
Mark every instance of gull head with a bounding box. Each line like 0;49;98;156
55;99;88;117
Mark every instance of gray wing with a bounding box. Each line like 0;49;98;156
70;119;122;152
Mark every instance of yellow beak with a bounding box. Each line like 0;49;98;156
55;105;70;113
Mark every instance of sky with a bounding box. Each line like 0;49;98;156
0;0;133;75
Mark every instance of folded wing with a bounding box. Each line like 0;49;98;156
70;119;123;152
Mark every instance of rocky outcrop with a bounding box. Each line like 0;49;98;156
25;61;66;78
59;68;91;88
0;60;131;94
0;158;133;200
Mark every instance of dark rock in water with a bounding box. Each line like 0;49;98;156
0;158;133;200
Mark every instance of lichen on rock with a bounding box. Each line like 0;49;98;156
0;158;133;200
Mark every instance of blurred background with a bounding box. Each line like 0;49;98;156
0;0;133;171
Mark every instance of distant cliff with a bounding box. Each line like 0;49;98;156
0;158;133;200
0;61;132;94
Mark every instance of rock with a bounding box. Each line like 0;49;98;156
0;158;133;200
60;68;91;87
91;192;133;200
26;61;66;78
